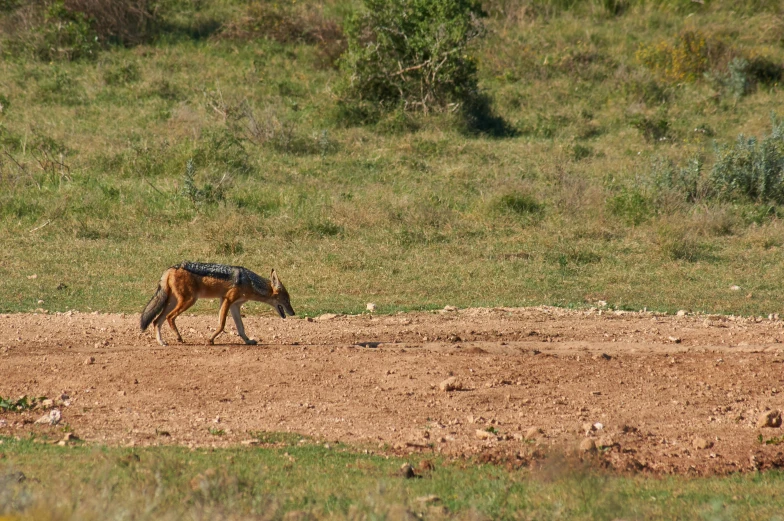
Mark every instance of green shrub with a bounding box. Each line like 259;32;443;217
39;1;100;61
0;0;22;11
521;113;569;139
36;66;86;105
636;30;722;83
651;156;705;203
607;189;651;225
571;143;593;161
496;193;543;216
62;0;158;47
341;0;485;113
181;159;229;207
710;115;784;204
307;219;343;238
103;61;140;85
0;123;22;151
723;56;784;99
629;114;669;142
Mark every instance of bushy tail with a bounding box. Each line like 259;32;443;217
140;284;168;331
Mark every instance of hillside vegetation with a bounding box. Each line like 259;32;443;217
1;0;784;316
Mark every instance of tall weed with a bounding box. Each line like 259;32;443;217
636;30;723;83
711;115;784;204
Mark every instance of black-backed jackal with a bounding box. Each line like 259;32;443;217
140;262;295;346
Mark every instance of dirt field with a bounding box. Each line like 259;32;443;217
2;306;784;475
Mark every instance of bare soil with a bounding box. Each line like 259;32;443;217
2;306;784;475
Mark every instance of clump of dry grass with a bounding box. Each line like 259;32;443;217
217;1;345;68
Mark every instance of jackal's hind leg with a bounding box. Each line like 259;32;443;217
166;295;196;343
153;297;177;346
230;301;256;345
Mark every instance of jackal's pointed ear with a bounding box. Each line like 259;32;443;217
271;269;282;289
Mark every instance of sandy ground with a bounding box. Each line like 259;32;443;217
2;306;784;475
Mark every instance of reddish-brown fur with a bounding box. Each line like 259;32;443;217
141;265;294;346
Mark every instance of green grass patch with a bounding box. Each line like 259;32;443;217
2;436;784;520
0;396;46;413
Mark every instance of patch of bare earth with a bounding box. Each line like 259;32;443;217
2;307;784;475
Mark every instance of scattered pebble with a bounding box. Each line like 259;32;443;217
597;436;615;449
579;438;597;453
693;437;713;450
366;303;377;312
475;429;496;440
400;463;416;479
35;409;61;426
439;377;462;392
84;356;95;365
757;410;782;429
524;427;542;440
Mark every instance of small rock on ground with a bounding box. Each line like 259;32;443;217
439;377;462;392
475;429;496;440
757;410;782;429
525;427;542;440
400;463;416;479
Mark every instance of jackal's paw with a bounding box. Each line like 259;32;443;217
244;338;258;345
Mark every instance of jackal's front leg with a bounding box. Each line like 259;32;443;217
230;302;257;345
209;297;232;345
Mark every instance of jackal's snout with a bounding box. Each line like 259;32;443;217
276;302;295;318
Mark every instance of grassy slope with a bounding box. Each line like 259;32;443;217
1;436;784;520
1;2;784;318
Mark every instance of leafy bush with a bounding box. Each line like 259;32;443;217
340;0;485;113
636;30;723;83
723;56;784;99
650;156;705;203
495;193;543;217
607;189;651;225
710;115;784;204
181;159;229;207
62;0;158;47
629;114;669;142
39;1;100;61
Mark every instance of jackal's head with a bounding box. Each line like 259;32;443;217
270;269;295;319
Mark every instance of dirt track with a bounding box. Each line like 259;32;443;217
2;306;784;475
